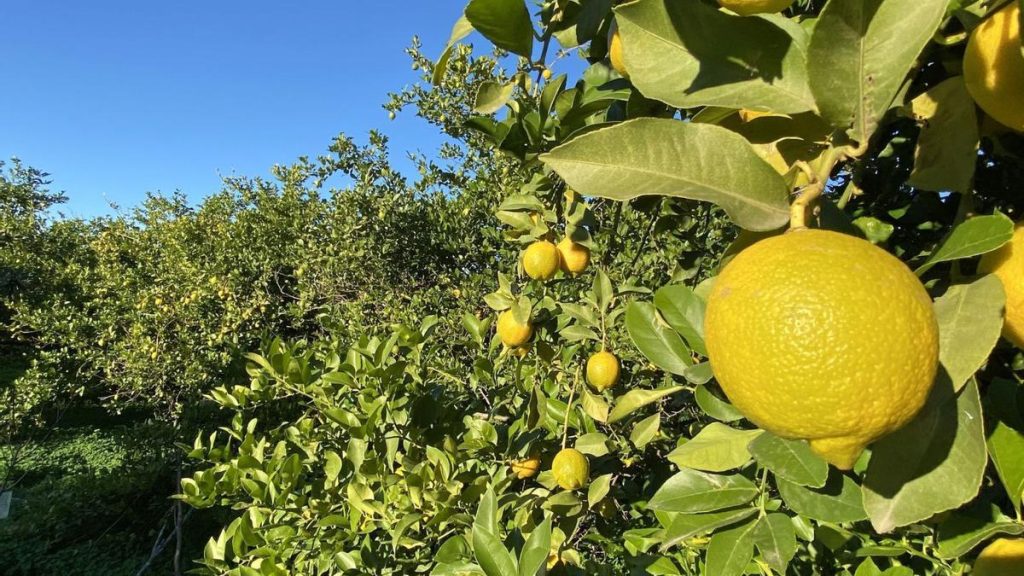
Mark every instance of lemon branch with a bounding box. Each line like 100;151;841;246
561;368;580;450
789;145;853;230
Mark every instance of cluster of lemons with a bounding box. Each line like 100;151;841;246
498;229;626;492
607;0;1024;570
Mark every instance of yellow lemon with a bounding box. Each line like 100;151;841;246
523;240;560;281
964;3;1024;132
718;0;794;16
979;222;1024;348
973;538;1024;576
497;310;533;348
586;351;621;392
609;27;628;79
542;68;553;81
551;448;589;490
557;238;591;275
704;230;939;469
511;455;542;479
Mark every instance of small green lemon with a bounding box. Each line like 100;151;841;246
586;351;620;392
551;448;589;490
523;240;560;281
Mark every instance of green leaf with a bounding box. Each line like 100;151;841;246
518;517;551;576
854;559;883;576
474;81;516;115
654;284;707;356
575;432;610;457
748;433;829;489
694;385;744;423
615;0;815;114
609;385;686;424
907;77;979;193
433;15;474;85
661;507;758;551
473;527;518;576
581;385;610;423
936;508;1024;559
464;0;533;58
540;119;791;231
588;474;613;507
704;521;757;576
625;301;692;377
807;0;948;141
753;513;798;576
776;470;868;523
916;213;1015;274
667;423;762;472
630;413;661;449
985;379;1024;513
594;269;614;313
862;380;987;533
648;469;758;513
935;275;1006;392
475;488;499;535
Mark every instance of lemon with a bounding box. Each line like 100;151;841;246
979;222;1024;348
542;68;553;81
586;351;620;392
497;310;532;348
718;0;794;16
557;238;591;275
511;455;541;479
551;448;589;490
964;3;1024;132
523;240;560;281
609;26;628;79
973;538;1024;576
704;230;939;469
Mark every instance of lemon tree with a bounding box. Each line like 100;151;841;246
167;0;1024;574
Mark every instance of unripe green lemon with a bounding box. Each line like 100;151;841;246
551;448;589;490
586;351;620;392
523;240;560;281
511;455;541;479
718;0;794;15
705;230;939;470
979;222;1024;348
964;2;1024;132
557;238;590;275
973;538;1024;576
496;310;532;348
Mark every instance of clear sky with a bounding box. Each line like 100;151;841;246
0;1;474;218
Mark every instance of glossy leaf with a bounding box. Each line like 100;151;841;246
653;284;707;356
667;423;761;472
608;385;686;424
648;469;758;513
916;213;1014;274
625;301;692;376
908;77;979;193
540;119;791;231
985;379;1024;513
748;432;829;489
776;470;868;523
464;0;533;57
661;507;758;551
753;513;798;576
934;275;1006;392
862;381;987;533
704;521;757;576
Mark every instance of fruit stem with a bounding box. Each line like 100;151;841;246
561;368;580;450
789;146;847;230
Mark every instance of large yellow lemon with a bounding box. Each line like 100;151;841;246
964;2;1024;131
523;241;560;281
973;538;1024;576
586;351;621;392
979;222;1024;348
551;448;589;490
497;310;533;348
718;0;795;16
704;230;939;469
557;238;591;275
609;27;628;79
511;455;541;479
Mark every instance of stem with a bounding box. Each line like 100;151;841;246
561;368;579;450
789;146;848;230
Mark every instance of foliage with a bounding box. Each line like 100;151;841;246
182;0;1024;574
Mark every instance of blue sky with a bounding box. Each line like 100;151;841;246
0;1;477;218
